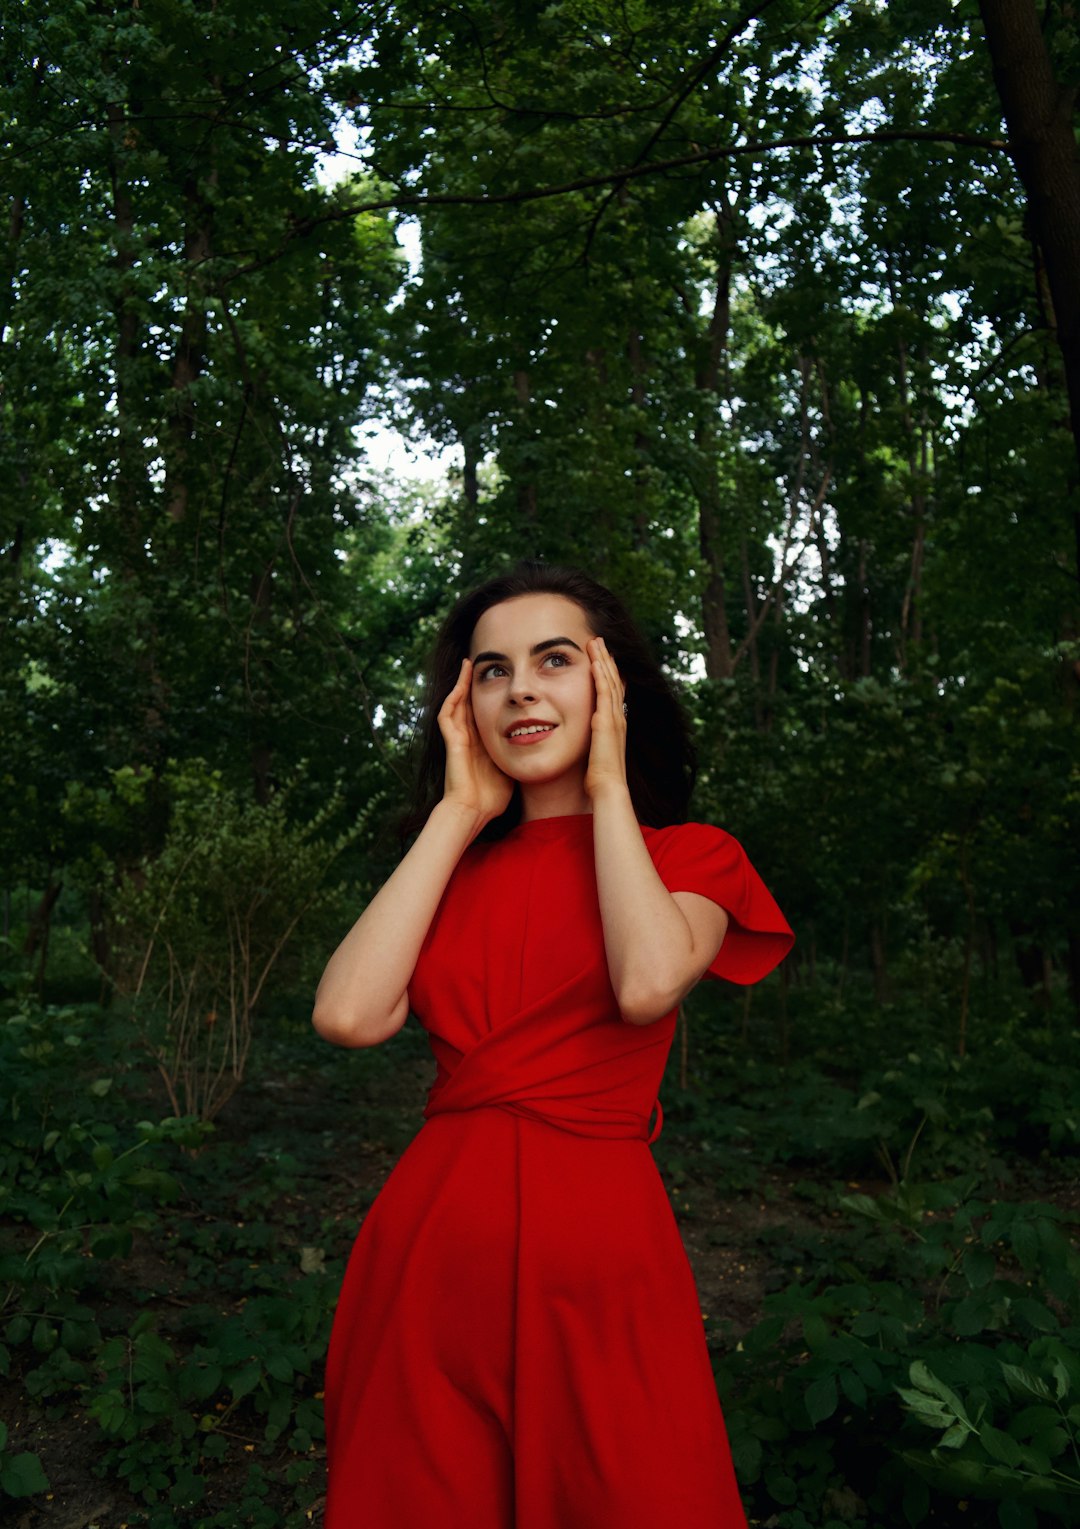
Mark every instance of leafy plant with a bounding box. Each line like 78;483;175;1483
0;1419;49;1500
899;1348;1080;1523
106;760;374;1120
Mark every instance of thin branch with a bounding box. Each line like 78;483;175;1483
217;127;1009;284
582;0;786;258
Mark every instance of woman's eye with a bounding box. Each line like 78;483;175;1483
543;652;570;669
477;663;506;681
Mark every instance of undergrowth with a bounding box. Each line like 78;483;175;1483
1;968;1078;1526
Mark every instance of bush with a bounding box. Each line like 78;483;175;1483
105;759;375;1120
719;1183;1080;1526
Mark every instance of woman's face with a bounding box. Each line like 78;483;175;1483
468;593;598;787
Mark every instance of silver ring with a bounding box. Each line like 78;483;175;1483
622;701;629;718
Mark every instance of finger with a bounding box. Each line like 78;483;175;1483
590;639;610;687
438;663;472;738
589;654;610;716
595;640;622;717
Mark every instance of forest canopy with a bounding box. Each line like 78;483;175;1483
3;0;1076;1015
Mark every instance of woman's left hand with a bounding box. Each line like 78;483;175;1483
585;636;629;800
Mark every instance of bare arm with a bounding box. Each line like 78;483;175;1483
586;638;729;1026
312;798;484;1047
312;660;513;1048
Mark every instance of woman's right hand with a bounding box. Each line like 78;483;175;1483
437;658;514;824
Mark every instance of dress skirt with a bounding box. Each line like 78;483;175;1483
325;1108;745;1527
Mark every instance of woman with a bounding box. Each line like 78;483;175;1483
313;562;793;1528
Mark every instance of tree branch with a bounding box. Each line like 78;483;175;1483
217;127;1010;284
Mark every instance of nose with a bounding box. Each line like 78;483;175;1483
508;679;537;706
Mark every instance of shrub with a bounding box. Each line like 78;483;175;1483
105;759;375;1120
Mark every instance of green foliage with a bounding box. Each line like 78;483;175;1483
716;1186;1080;1526
105;758;376;1120
5;972;1080;1526
898;1347;1080;1514
655;980;1080;1525
0;1418;49;1500
0;994;381;1524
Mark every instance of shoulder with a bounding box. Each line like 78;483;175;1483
641;822;793;984
640;820;745;872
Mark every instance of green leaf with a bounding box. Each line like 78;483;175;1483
898;1393;955;1429
265;1351;294;1384
181;1363;223;1404
1013;1298;1057;1334
0;1450;50;1497
1001;1364;1052;1402
31;1319;57;1355
1011;1222;1039;1271
939;1422;973;1448
963;1248;995;1289
5;1317;31;1347
230;1362;262;1401
730;1433;762;1483
88;1386;136;1437
998;1501;1037;1529
805;1372;838;1426
764;1463;798;1506
908;1361;967;1415
952;1294;992;1337
980;1425;1023;1468
802;1311;829;1350
903;1473;930;1525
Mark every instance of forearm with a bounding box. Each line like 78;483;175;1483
591;787;706;1024
312;799;484;1047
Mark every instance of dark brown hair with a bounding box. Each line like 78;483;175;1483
400;561;696;842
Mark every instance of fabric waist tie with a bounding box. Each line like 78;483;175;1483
424;1093;665;1144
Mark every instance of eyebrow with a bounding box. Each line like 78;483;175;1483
472;636;584;664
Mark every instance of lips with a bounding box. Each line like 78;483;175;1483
505;718;558;743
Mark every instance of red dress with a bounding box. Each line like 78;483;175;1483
324;815;793;1528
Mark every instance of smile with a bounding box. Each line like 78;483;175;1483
507;724;557;742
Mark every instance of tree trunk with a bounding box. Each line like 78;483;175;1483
896;336;928;665
1066;927;1080;1023
249;560;274;804
694;207;737;680
22;880;62;960
88;886;112;979
699;495;734;679
1013;924;1052;1010
857;537;872;678
871;918;888;1006
107;101;145;570
165;171;217;523
463;442;479;508
627;324;650;548
978;0;1080;582
513;366;537;523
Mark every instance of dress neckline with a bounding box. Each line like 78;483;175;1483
512;812;594;835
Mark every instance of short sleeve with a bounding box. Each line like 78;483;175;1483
645;822;794;985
